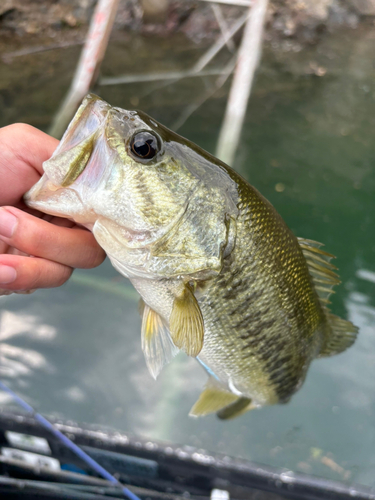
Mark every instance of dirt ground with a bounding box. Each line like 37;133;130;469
0;0;374;57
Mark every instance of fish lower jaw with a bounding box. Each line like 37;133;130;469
25;176;93;225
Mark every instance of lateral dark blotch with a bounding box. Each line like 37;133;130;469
236;316;275;333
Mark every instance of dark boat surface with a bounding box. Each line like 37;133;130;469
0;410;373;500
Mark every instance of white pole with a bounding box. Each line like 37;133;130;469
49;0;120;138
215;0;269;166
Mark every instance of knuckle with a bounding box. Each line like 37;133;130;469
55;266;73;287
28;261;44;289
27;260;71;289
83;247;106;269
25;218;54;257
0;123;36;143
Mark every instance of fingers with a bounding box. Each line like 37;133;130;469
0;123;58;175
0;254;73;291
0;124;90;293
0;240;8;255
0;124;59;206
0;206;106;269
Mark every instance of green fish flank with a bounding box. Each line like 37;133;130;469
24;94;358;419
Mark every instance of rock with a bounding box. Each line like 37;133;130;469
328;1;359;28
141;0;169;22
0;0;16;17
347;0;375;15
295;0;333;21
63;12;78;27
269;0;336;42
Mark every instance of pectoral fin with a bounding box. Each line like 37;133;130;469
141;302;178;379
189;377;241;417
169;284;204;357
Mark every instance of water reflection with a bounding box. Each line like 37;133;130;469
341;276;375;412
63;385;86;402
0;310;56;342
0;344;50;378
0;309;56;379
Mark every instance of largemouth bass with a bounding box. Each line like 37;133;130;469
25;94;358;419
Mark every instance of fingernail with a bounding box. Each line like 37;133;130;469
0;209;17;238
0;265;17;284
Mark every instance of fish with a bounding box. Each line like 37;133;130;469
25;94;358;419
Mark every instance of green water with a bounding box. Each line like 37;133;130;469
1;27;375;488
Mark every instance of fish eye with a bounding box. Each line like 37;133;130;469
130;131;160;161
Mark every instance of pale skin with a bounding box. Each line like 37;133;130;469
0;124;106;292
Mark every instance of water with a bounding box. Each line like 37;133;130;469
1;26;375;488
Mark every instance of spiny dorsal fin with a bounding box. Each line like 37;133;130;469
141;302;179;379
298;237;340;304
170;284;204;357
189;377;240;417
319;313;358;357
298;237;358;356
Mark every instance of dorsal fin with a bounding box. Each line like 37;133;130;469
298;237;358;356
297;237;340;305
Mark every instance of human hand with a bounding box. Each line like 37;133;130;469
0;124;106;294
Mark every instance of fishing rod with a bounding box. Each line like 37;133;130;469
0;381;141;500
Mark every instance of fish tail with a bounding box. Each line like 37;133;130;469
319;312;358;357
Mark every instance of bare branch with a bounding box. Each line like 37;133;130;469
172;55;237;131
192;13;247;73
211;3;236;53
100;10;247;101
1;41;84;64
100;67;229;86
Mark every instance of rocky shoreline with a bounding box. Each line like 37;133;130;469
0;0;374;55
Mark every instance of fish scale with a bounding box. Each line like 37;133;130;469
197;179;327;406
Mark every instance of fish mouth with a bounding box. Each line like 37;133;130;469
24;177;87;222
24;137;96;221
25;132;94;209
24;176;59;209
24;94;110;220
